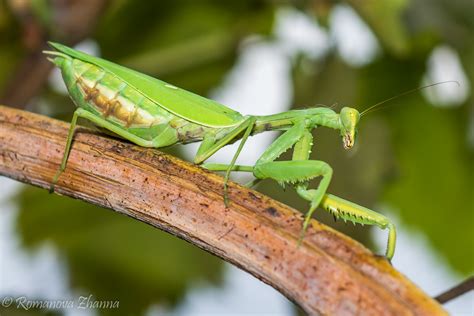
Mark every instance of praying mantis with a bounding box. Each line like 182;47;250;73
44;42;398;260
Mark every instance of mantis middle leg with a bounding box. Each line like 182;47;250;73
195;117;257;205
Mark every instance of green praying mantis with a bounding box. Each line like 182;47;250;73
44;41;427;261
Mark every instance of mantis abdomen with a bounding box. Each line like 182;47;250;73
55;56;218;144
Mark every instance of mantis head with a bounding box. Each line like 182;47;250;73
340;107;360;149
339;81;459;150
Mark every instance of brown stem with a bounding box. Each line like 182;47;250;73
0;105;447;316
435;276;474;304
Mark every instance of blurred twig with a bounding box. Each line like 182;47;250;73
435;276;474;304
0;106;448;316
0;0;109;108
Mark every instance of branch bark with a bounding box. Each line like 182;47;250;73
0;105;446;316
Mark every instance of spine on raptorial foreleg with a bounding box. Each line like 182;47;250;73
320;194;396;260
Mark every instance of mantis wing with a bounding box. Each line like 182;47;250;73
49;42;244;128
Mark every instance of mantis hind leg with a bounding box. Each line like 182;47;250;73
50;108;81;192
50;108;164;192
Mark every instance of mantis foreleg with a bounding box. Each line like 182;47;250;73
204;120;334;236
202;140;396;259
252;121;333;239
320;193;397;260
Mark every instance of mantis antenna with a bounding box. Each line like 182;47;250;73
360;80;460;117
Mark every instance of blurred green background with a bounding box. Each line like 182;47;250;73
0;0;472;315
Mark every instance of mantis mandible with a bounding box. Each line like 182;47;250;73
44;42;398;260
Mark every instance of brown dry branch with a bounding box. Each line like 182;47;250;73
435;276;474;304
0;106;446;316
